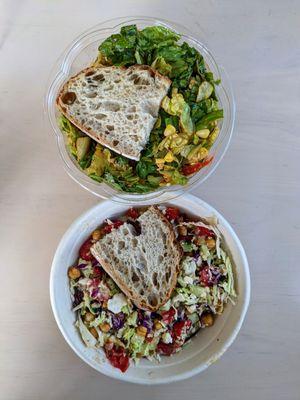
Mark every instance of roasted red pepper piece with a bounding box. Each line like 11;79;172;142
181;156;213;176
79;239;95;261
126;208;140;220
105;345;130;373
165;207;180;221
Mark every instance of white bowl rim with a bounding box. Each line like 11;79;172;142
49;194;250;384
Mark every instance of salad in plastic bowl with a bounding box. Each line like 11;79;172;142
46;17;235;203
50;195;250;383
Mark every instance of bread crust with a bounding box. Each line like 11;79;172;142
56;65;171;161
91;206;182;311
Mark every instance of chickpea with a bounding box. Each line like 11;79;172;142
84;312;95;323
89;327;98;339
178;225;187;236
68;266;81;280
194;236;206;246
201;313;214;327
92;229;102;241
102;301;108;309
206;237;216;250
154;321;163;331
136;326;147;337
99;322;111;333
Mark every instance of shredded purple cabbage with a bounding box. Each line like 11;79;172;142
73;288;83;307
111;312;125;330
91;288;99;298
142;318;153;333
77;263;87;269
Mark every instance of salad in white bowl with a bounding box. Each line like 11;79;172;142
68;205;236;372
50;195;250;383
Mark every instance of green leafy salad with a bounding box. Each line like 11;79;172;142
68;206;236;372
59;25;223;193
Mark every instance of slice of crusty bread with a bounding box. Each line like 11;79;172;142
56;65;171;161
91;206;182;311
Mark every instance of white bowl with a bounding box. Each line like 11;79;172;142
50;194;250;384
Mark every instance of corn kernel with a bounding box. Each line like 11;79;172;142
196;129;210;139
99;322;110;333
164;152;174;163
164;124;177;137
136;326;148;337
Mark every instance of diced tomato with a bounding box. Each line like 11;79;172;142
105;345;129;373
200;266;221;287
157;342;177;356
79;239;95;261
181;156;213;176
92;265;103;278
195;226;215;237
126;208;139;220
172;320;192;340
161;307;176;324
102;220;124;234
165;207;180;221
145;335;154;343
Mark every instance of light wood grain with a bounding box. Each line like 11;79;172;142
0;0;299;399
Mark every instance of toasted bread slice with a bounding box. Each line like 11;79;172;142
91;207;182;311
56;65;171;160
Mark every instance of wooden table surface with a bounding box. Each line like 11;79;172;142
1;1;299;399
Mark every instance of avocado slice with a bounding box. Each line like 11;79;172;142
76;136;91;161
86;145;106;177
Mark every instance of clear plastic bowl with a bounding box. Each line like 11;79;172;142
45;16;235;204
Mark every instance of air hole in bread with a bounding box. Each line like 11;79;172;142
129;74;138;81
128;221;141;236
113;140;119;146
140;289;144;296
132;238;138;248
118;241;125;250
132;272;139;283
158;255;163;263
141;102;157;118
148;295;158;308
61;91;76;105
95;113;107;120
86;92;97;98
102;102;120;112
103;85;114;92
114;79;121;83
127;106;137;113
152;272;158;286
107;125;114;131
131;135;138;142
93;74;105;82
126;114;134;120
